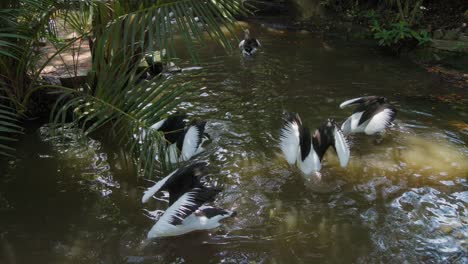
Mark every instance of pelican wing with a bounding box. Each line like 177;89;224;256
179;121;206;161
139;118;166;141
364;108;396;135
142;168;179;203
358;102;384;126
340;111;364;135
166;162;208;204
166;142;180;164
141;114;186;143
340;116;352;135
142;162;208;204
333;126;350;167
160;187;221;226
280;112;302;164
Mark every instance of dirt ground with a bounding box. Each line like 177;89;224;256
38;39;91;79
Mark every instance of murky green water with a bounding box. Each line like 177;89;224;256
1;25;467;264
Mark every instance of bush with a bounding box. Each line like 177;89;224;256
371;20;431;47
363;6;431;53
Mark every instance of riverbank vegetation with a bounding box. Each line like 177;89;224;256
0;0;245;177
273;0;467;88
311;0;467;52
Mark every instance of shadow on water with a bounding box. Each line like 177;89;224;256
1;24;467;263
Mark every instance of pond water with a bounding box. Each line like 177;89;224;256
1;24;467;264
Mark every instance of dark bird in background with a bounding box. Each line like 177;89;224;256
239;29;261;57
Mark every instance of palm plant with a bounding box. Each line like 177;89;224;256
383;0;424;25
0;92;23;157
0;0;59;157
0;0;247;178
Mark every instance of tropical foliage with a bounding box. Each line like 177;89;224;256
0;93;23;157
371;20;431;47
0;0;246;178
383;0;425;26
360;1;431;51
318;0;430;51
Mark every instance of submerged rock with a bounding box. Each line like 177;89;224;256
443;28;461;40
60;75;87;88
433;29;444;39
430;39;468;52
458;34;468;42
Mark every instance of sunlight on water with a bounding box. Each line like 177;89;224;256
344;132;468;180
398;135;468;176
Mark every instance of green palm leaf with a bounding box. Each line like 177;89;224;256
0;94;23;157
48;0;246;178
51;52;192;177
0;0;246;172
92;0;245;68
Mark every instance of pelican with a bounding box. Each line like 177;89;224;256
142;163;236;238
238;29;261;56
279;112;350;175
165;120;210;163
339;96;397;135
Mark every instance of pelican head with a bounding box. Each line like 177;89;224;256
243;29;250;39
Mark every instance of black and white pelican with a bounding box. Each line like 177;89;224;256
166;120;210;163
142;163;236;238
142;115;209;164
279;112;350;175
238;29;261;56
148;113;187;144
339;96;397;135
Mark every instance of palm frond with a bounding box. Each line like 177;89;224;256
51;51;191;177
48;0;246;178
0;94;23;157
93;0;245;67
0;0;59;108
58;1;95;36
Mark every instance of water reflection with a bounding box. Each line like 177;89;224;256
39;125;120;196
365;187;468;263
